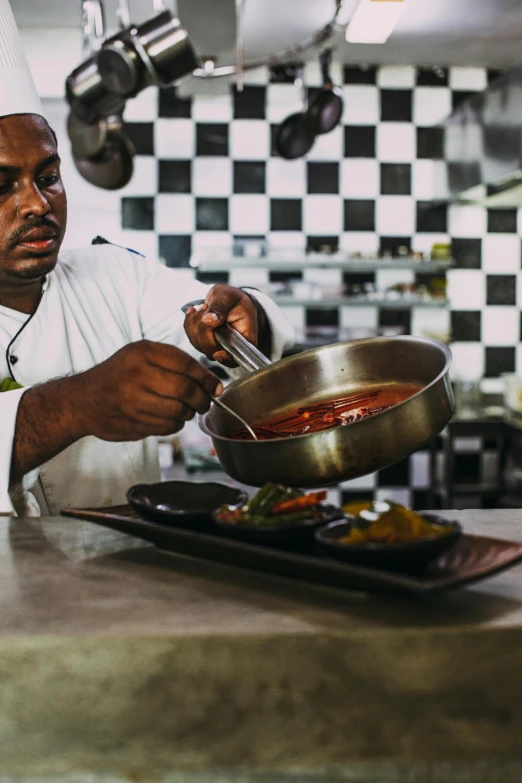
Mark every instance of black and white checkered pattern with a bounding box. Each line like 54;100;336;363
113;63;513;508
119;63;517;382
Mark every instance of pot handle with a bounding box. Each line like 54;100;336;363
181;299;272;373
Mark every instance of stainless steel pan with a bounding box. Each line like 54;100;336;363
195;320;454;488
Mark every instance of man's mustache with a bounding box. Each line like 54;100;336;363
9;218;61;247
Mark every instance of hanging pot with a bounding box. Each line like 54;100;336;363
276;68;315;160
72;123;134;190
66;0;125;124
304;48;343;135
276;113;315;160
96;9;200;97
67;112;109;159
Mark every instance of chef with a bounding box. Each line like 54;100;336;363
0;1;293;517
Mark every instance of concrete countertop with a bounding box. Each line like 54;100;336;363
2;510;522;780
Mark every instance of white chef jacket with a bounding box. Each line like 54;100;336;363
0;244;294;517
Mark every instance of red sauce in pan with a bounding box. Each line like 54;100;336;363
230;383;422;440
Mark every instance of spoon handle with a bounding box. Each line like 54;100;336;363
181;298;271;373
215;324;271;373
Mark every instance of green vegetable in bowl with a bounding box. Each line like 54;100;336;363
216;482;328;528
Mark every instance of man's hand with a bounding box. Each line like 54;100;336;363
78;341;223;441
184;284;269;367
11;341;222;483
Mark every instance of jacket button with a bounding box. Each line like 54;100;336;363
9;355;18;365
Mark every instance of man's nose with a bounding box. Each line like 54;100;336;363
17;181;50;220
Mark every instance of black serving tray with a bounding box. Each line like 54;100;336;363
61;504;522;595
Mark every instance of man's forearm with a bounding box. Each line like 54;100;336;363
10;375;87;484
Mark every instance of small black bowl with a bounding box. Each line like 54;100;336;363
127;481;248;530
315;514;462;573
213;504;344;550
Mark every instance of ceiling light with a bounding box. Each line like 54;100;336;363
345;0;405;44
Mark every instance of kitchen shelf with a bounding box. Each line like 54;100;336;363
432;483;500;496
192;256;454;273
272;296;448;309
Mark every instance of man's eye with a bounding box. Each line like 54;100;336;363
40;173;59;186
0;182;11;194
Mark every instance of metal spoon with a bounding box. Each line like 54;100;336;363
181;299;262;440
181;299;263;440
211;396;258;441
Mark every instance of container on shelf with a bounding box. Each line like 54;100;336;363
431;243;452;260
454;379;482;413
290;281;323;300
502;374;522;414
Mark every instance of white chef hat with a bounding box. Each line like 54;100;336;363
0;0;44;119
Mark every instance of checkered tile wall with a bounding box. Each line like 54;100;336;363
120;63;517;392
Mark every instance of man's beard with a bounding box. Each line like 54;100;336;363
4;255;58;280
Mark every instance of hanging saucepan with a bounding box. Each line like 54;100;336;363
276;68;315;160
304;48;343;135
66;0;127;124
66;54;127;124
67;111;110;159
72;118;135;190
185;302;455;488
96;8;200;97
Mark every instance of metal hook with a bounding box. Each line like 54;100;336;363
116;0;131;29
82;0;105;55
235;0;246;92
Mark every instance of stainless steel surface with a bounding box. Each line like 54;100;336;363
268;297;448;309
184;0;342;81
97;36;141;94
72;129;134;189
235;0;246;91
140;11;200;85
68;8;198;128
67;110;125;158
192;256;455;272
82;0;105;55
180;298;271;372
211;395;258;442
66;53;126;123
116;0;131;28
215;323;271;373
97;10;199;95
67;111;108;157
68;0;126;124
200;336;454;487
11;0;522;69
442;64;522;207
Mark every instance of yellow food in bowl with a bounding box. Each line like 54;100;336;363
342;500;373;516
339;503;453;545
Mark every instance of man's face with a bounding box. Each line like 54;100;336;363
0;114;67;285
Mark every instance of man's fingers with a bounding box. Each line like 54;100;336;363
183;286;261;364
137;394;196;423
223;311;258;346
141;366;217;415
130;416;186;439
186;308;236;363
144;342;223;398
203;284;242;326
213;350;238;367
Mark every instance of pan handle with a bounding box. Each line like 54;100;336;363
181;299;272;373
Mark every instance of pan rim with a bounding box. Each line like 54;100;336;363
200;335;453;445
